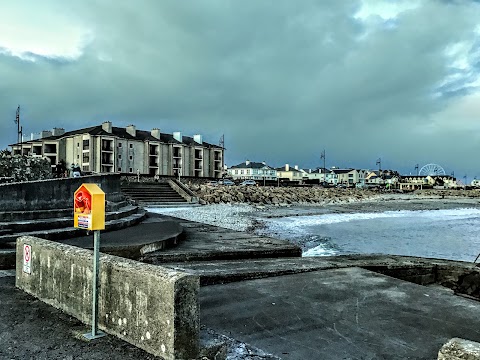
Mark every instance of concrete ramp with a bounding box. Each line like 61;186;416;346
200;267;480;360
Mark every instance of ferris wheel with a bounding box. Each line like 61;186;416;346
418;163;446;176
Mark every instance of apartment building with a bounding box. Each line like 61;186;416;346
227;160;277;181
10;122;224;178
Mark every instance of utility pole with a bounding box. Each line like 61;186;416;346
415;164;419;176
219;134;225;180
376;158;381;172
320;149;326;186
14;105;23;155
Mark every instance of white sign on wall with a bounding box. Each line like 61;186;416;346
23;244;31;274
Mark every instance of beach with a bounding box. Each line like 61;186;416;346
149;192;480;231
148;192;480;262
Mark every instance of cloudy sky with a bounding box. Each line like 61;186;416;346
1;0;480;179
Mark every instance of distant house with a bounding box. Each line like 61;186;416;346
365;171;385;185
227;160;277;181
276;164;303;183
302;168;337;185
398;175;430;190
331;169;367;186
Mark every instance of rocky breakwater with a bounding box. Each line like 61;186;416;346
185;184;378;205
418;189;480;198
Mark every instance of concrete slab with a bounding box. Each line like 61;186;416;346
59;220;183;259
141;215;301;264
200;267;480;360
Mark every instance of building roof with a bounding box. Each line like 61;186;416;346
230;161;274;170
331;168;355;174
276;165;302;173
10;124;222;149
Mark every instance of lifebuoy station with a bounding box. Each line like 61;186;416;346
74;183;105;231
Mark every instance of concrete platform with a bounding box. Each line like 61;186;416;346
60;217;183;259
200;267;480;360
141;217;301;264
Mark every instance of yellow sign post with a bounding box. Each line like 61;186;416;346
74;183;105;340
74;183;105;230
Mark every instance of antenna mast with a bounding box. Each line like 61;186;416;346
320;149;326;185
14;105;22;144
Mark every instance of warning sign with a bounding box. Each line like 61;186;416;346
23;244;31;274
77;214;91;229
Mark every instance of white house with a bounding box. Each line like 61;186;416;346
227;160;277;181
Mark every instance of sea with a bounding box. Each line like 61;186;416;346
257;207;480;262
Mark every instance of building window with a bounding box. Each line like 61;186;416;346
118;155;122;159
77;142;79;147
83;140;89;150
118;143;122;148
241;170;244;174
77;155;79;159
129;168;133;173
118;168;122;172
129;155;133;160
129;144;133;149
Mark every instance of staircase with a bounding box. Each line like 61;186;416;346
121;182;189;206
0;202;146;246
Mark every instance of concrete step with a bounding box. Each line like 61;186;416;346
144;203;202;208
121;183;189;205
0;209;72;222
0;205;140;234
0;249;15;270
0;209;147;244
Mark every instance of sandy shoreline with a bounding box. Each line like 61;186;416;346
148;193;480;234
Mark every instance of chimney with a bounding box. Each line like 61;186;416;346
285;164;289;171
41;130;52;138
309;169;312;174
294;165;298;170
193;134;203;144
173;131;182;142
52;127;65;136
245;160;250;166
151;128;160;140
126;124;136;137
262;161;266;165
102;121;112;133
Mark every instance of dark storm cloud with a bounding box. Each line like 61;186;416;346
1;0;479;177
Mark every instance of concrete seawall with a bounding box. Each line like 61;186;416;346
0;174;122;211
15;236;199;360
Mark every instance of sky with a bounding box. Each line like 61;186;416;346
1;0;480;180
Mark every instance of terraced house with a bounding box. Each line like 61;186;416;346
10;121;224;178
